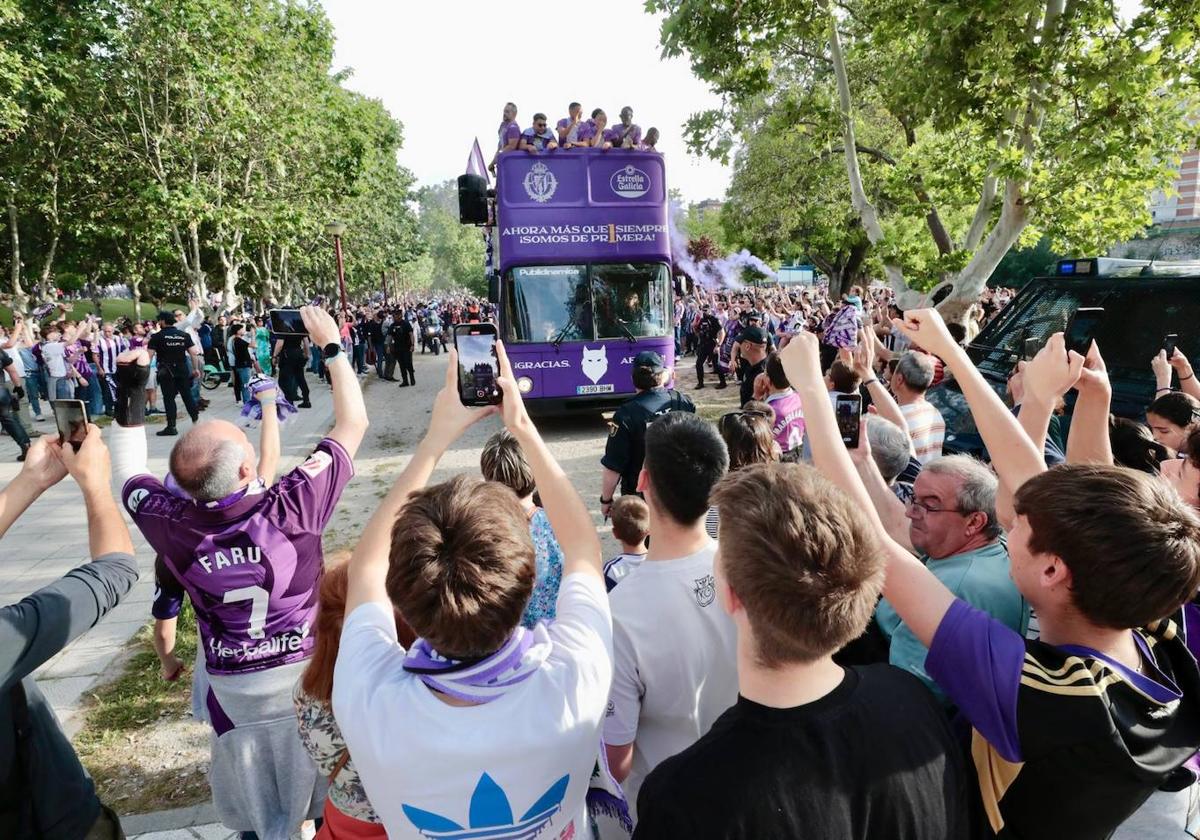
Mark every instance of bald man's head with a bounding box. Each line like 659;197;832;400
169;420;256;502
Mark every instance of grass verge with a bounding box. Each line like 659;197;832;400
73;600;212;814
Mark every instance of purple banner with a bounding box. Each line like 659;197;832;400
506;336;677;401
496;149;669;272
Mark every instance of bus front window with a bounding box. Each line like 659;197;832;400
506;265;591;342
591;263;670;339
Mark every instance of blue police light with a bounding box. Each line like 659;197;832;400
1058;260;1075;275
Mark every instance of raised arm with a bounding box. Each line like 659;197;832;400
1;432;137;691
894;310;1048;495
782;329;956;647
1064;341;1113;466
256;382;281;483
301;306;368;458
109;347;152;486
0;438;67;538
853;331;908;440
496;341;602;580
344;350;495;615
1168;349;1200;402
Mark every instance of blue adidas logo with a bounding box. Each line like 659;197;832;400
403;772;570;839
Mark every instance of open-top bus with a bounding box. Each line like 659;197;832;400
464;148;674;413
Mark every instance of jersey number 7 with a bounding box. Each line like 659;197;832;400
223;585;269;639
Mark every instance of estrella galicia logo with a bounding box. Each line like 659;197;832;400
523;162;558;204
610;165;650;199
693;574;716;608
403;772;570;839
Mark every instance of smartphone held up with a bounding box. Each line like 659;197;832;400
835;393;862;449
268;308;307;337
453;323;502;407
51;399;89;451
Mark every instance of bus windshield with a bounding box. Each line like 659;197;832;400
505;262;669;343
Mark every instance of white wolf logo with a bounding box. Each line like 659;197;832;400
581;345;608;384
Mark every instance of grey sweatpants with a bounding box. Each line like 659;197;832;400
205;660;326;839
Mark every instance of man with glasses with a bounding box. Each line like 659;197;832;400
519;113;559;152
866;454;1030;702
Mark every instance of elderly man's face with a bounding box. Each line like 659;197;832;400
905;471;978;560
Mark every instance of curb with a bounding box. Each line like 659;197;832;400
121;801;219;834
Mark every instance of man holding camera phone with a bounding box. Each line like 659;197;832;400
108;305;368;838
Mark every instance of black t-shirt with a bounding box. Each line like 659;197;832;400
388;320;414;352
232;336;254;368
279;335;305;360
601;388;696;495
634;665;970;840
147;327;195;378
697;313;722;345
366;320;384;343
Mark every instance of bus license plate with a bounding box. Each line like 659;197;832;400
577;384;615;395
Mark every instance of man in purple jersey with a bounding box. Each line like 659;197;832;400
490;101;521;172
557;101;584;147
608;105;642;149
108;305;368;840
577;108;613;149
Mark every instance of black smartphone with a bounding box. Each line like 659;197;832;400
835;393;862;448
268;308;307;336
1022;336;1042;360
1064;307;1104;355
453;323;501;407
51;399;88;451
1164;333;1179;358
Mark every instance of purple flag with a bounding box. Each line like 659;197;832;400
466;137;490;184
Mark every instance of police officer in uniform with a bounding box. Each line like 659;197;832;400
694;303;726;389
599;350;695;520
146;310;202;436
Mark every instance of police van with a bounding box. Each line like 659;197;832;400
929;257;1200;455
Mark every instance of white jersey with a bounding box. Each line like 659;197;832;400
603;541;739;821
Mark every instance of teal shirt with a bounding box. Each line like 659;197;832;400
875;539;1029;703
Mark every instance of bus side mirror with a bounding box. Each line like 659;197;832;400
488;273;500;305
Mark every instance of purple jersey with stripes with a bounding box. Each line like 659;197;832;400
130;438;353;674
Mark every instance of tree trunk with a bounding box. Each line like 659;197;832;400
6;192;27;316
131;278;142;320
38;231;60;302
825;2;906;296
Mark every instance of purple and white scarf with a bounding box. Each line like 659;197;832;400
238;375;298;424
403;626;633;835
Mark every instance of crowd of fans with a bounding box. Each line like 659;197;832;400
3;277;1200;840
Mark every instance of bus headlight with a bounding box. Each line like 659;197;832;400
517;376;534;394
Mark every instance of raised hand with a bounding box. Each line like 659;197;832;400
19;437;69;492
426;348;496;451
779;328;824;393
1076;340;1110;395
891;309;957;360
1023;333;1085;405
1151;349;1173;390
493;340;533;434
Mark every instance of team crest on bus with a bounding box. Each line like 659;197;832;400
523;162;558;203
611;165;651;199
581;345;608;384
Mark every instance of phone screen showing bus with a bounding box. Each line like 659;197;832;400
454;324;501;407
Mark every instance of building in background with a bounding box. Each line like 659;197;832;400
1150;148;1199;226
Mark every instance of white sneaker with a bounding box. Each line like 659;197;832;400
34;414;46;422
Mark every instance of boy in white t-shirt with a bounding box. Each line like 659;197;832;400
604;495;649;592
603;412;737;822
334;342;612;840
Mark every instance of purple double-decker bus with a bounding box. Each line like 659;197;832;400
480;149;674;413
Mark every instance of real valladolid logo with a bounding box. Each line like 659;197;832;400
610;165;651;199
523;162;558;203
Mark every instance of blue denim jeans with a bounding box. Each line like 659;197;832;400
22;365;43;416
86;364;104;417
235;366;253;403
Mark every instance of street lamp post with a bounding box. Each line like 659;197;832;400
325;220;348;316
